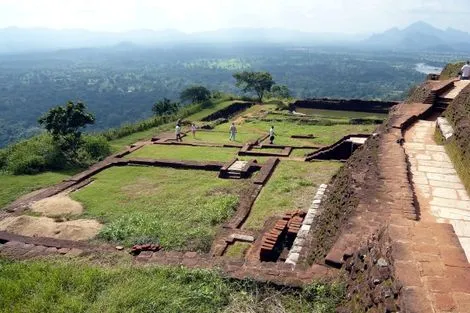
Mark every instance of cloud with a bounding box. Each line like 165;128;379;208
0;0;469;33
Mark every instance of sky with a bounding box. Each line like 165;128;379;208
1;0;470;34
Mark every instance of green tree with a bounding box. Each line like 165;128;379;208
38;101;95;161
270;85;291;99
233;71;275;103
152;98;179;116
180;86;211;103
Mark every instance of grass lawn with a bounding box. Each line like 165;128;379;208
71;166;250;250
291;148;318;158
244;160;342;231
225;242;251;259
126;145;239;162
108;124;174;152
0;171;73;208
241;120;376;146
183;130;260;145
0;258;343;313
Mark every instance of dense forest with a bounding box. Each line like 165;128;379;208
0;43;466;147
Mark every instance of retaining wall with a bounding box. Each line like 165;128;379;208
291;98;397;114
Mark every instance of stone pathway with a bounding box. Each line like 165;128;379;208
440;80;470;100
405;120;470;261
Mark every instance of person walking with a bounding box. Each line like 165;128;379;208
191;124;197;138
175;123;183;142
229;123;237;141
269;126;275;144
460;61;470;80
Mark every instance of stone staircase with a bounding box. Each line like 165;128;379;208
225;160;248;179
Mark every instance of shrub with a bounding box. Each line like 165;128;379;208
4;135;65;174
80;135;111;161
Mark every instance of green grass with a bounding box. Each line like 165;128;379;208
444;139;470;195
0;171;73;208
291;148;318;158
0;258;344;313
440;62;465;80
71;166;249;250
224;242;251;259
183;130;260;145
238;120;376;147
108;124;174;152
127;145;239;162
244;160;342;231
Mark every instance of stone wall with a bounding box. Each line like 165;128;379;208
291;98;397;114
201;102;253;121
444;83;470;191
303;131;382;264
337;228;402;313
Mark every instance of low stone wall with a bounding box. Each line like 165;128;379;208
305;134;370;161
201;102;253;121
291;98;397;114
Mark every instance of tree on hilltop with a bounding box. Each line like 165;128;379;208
180;86;211;103
38;101;95;161
233;71;275;103
152;98;179;116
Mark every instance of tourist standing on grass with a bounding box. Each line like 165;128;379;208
175;123;183;142
191;124;197;138
460;61;470;80
269;126;275;144
229;123;237;141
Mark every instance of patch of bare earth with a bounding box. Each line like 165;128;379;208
30;195;83;217
0;216;102;241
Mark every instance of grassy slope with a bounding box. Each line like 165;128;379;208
127;145;239;162
71;166;249;250
0;258;343;313
244;160;342;231
445;139;470;194
0;171;73;208
440;62;466;80
185;100;237;121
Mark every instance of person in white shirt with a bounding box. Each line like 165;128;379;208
460;61;470;80
175;124;182;142
269;126;275;144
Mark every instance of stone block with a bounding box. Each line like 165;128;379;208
303;217;314;225
418;166;456;174
230;234;255;242
432;187;459;200
300;224;311;232
286;253;299;263
297;230;309;239
458;190;470;201
290;245;302;254
433;293;456;312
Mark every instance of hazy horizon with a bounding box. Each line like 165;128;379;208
1;0;470;34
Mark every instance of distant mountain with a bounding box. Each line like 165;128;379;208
364;21;470;51
0;27;365;54
0;27;188;53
